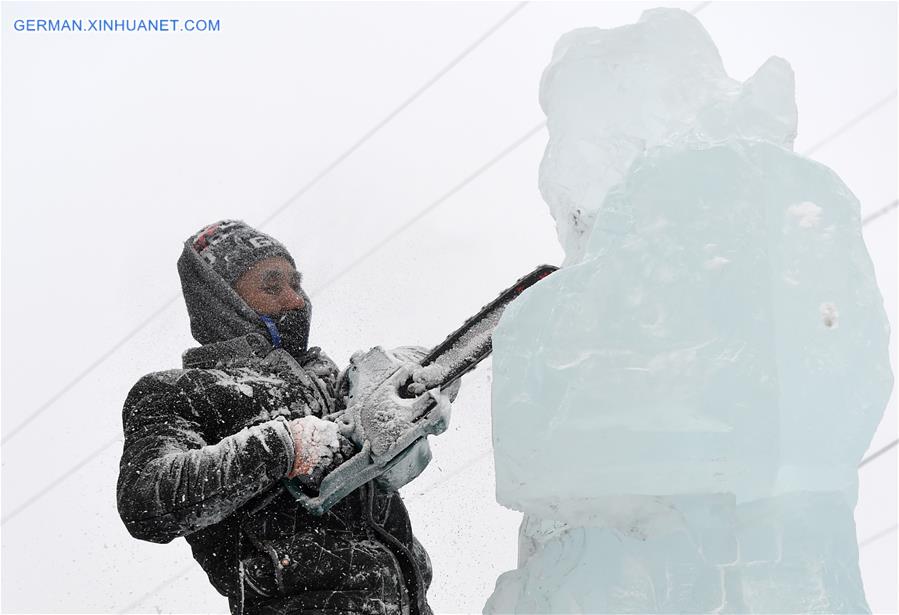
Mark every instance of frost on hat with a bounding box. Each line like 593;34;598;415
189;220;295;285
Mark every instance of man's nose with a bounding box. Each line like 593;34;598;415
283;290;305;311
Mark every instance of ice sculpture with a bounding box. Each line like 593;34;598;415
486;8;892;614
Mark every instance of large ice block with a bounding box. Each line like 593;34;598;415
494;140;891;512
538;8;797;265
485;493;869;613
488;7;892;614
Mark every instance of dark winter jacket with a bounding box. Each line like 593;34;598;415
117;334;434;615
117;242;433;615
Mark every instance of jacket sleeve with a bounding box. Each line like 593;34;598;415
117;373;295;544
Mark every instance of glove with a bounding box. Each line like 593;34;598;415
406;364;461;402
349;362;436;457
383;346;461;402
286;416;355;487
336;345;428;405
337;346;456;431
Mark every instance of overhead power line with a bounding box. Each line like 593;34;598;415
1;298;179;445
410;451;492;500
9;13;899;611
862;199;898;226
7;0;712;451
859;438;898;468
116;563;196;615
859;523;898;549
0;0;789;449
109;5;899;613
308;121;546;297
803;90;897;156
5;42;898;530
116;448;496;612
6;0;888;449
1;2;530;446
1;437;123;524
16;324;894;528
257;1;529;228
6;100;897;530
1;119;547;527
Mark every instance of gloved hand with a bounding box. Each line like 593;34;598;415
336;345;429;404
406;363;461;402
286;416;355;487
340;362;436;457
380;346;461;401
336;345;456;432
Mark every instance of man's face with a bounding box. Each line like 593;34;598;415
233;256;305;316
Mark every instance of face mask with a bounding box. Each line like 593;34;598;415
259;303;311;358
278;306;311;357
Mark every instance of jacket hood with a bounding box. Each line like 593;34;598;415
176;240;311;348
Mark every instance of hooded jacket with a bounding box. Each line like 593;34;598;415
116;243;433;615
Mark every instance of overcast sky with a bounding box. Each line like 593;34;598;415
2;2;896;613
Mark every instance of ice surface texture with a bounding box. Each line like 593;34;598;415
486;494;869;613
538;8;797;265
488;7;892;614
496;140;891;508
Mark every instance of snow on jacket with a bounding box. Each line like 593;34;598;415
118;242;432;615
117;334;434;615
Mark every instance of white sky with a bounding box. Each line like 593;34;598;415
1;1;896;613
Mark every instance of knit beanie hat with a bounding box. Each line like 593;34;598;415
188;220;295;286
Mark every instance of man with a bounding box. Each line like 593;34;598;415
117;220;451;615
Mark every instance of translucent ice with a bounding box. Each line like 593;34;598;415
487;8;892;614
487;494;870;613
538;8;797;265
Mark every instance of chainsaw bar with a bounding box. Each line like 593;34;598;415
285;263;558;515
400;263;558;398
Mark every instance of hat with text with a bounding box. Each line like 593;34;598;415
189;220;295;285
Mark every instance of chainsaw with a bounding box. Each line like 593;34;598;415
283;264;558;515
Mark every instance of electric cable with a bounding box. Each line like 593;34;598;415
256;1;529;229
1;298;179;444
859;523;898;549
0;118;547;526
19;37;889;450
8;0;897;606
116;563;196;615
306;120;546;298
803;91;897;157
862;199;898;226
4;107;897;529
8;0;892;447
859;438;898;468
0;437;123;524
6;139;896;529
1;2;530;446
410;451;492;500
